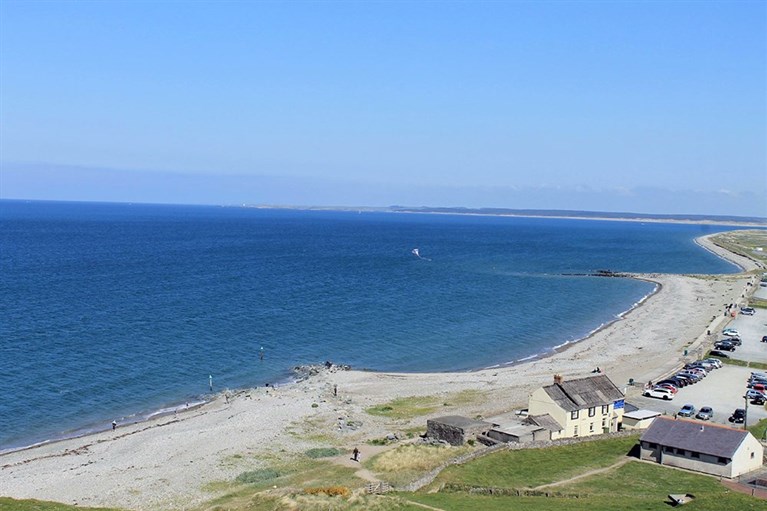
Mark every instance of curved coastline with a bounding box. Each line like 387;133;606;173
0;230;759;509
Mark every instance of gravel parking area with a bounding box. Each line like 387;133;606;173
726;309;767;364
629;365;767;431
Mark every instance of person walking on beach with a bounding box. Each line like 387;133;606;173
352;447;360;462
112;420;117;430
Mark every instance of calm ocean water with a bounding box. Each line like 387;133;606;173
0;200;740;451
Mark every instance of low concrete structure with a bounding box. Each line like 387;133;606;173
426;415;495;446
639;417;764;478
486;421;551;443
622;409;662;430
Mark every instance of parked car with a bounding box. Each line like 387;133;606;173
696;406;714;420
740;307;756;315
688;362;714;372
746;389;766;404
729;408;746;423
762;336;767;343
654;383;678;393
723;337;742;346
677;372;702;382
657;379;685;389
704;358;723;368
714;341;736;351
686;368;707;378
643;387;675;400
723;329;740;337
678;404;696;417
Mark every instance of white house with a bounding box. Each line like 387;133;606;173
527;374;625;439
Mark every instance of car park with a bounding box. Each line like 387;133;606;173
643;387;674;400
696;406;714;420
678;404;696;417
729;408;746;423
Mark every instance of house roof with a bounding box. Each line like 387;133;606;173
640;417;749;459
524;414;564;431
542;374;624;412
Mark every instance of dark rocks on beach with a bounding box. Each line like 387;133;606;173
293;361;352;379
561;269;629;278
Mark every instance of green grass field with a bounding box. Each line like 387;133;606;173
430;435;638;489
0;499;120;511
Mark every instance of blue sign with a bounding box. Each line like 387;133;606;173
614;399;625;409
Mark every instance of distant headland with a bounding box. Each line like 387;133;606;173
245;204;767;227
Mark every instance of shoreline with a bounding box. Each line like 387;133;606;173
0;232;759;509
0;275;660;456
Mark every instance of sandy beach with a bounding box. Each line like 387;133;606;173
0;233;760;510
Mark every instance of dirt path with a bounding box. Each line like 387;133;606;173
533;458;631;489
400;499;448;511
328;444;392;482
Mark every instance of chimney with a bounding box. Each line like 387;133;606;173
554;374;563;385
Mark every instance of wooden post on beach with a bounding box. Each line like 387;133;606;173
209;374;213;392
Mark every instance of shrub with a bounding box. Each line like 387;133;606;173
304;486;351;497
235;468;280;484
305;447;342;459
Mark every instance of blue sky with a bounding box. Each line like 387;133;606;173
1;1;765;216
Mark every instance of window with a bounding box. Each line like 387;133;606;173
648;442;657;449
752;452;756;459
602;418;607;429
573;425;579;437
663;446;673;453
589;422;594;433
676;448;685;455
602;405;609;414
718;457;728;465
691;452;700;459
571;410;579;420
588;407;595;417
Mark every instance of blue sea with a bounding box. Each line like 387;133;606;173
0;200;741;451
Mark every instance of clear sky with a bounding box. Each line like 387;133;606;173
1;1;765;216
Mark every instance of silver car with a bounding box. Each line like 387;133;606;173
696;406;713;420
